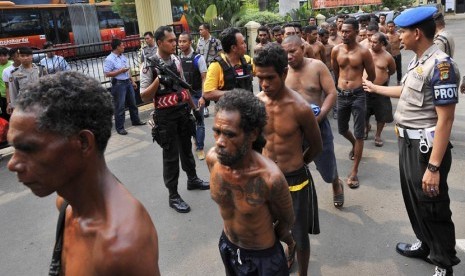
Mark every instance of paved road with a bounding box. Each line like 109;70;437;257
1;19;465;276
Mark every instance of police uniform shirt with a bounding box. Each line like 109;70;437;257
141;45;157;63
196;36;222;64
139;53;184;92
395;44;460;129
103;52;130;80
9;64;46;107
434;29;455;58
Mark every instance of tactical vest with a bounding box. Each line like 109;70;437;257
214;55;253;92
152;56;184;97
180;54;202;96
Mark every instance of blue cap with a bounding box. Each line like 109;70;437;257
394;6;438;28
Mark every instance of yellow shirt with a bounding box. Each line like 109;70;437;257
203;53;254;93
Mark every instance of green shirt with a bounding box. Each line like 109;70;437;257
0;60;12;97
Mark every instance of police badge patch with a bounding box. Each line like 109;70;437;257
436;61;451;81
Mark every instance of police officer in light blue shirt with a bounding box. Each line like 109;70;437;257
363;7;460;276
39;41;71;74
104;39;145;135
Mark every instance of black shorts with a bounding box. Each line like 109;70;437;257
366;82;393;123
284;166;319;251
218;232;288;276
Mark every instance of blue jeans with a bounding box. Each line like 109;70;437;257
111;79;140;132
192;95;205;150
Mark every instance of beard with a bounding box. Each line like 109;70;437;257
216;142;249;167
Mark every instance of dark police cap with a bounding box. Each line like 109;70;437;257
394;6;437;28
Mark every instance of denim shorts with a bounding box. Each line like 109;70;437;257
337;88;366;139
314;118;338;183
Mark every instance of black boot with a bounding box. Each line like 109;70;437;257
169;194;191;213
187;176;210;190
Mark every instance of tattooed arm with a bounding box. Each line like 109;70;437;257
269;173;295;245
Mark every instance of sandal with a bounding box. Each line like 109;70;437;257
347;175;360;189
286;242;296;270
349;149;355;160
374;138;384;147
333;179;344;208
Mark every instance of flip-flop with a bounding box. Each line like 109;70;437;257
286;242;296;270
349;149;355;160
347;176;360;189
333;179;344;208
374;138;384;147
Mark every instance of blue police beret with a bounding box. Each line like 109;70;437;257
394;6;437;28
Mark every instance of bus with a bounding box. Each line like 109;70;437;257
0;0;140;55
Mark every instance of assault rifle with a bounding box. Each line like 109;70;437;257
146;56;199;114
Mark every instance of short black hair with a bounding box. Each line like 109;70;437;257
358;15;370;22
179;32;192;41
200;23;210;31
386;20;395;25
372;32;388;46
143;31;154;37
43;41;54;49
379;13;386;18
329;22;337;29
0;47;8;56
258;25;269;33
343;18;359;30
318;28;329;35
366;24;379;32
15;72;114;153
292;22;302;32
407;18;436;40
154;26;173;45
253;43;288;76
337;14;346;19
111;38;122;50
17;47;33;55
215;89;267;135
304;25;318;34
219;27;241;53
433;12;445;25
8;47;18;57
272;25;283;34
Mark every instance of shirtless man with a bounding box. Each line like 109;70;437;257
7;72;160;276
318;28;334;72
336;15;346;35
255;43;323;276
254;25;271;54
386;21;403;85
360;24;378;49
378;13;387;33
272;25;284;44
282;35;344;208
207;89;295;275
283;23;314;58
331;18;376;188
364;32;396;147
304;25;326;64
329;22;343;46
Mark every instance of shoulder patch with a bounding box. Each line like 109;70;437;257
431;57;458;106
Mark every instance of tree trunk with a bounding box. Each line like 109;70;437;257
258;0;267;11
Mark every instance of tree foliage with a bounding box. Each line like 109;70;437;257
382;0;414;10
183;0;242;30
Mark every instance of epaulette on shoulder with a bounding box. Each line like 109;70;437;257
11;67;19;74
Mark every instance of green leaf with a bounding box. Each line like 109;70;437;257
204;4;218;22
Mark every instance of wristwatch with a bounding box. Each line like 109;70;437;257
427;163;440;172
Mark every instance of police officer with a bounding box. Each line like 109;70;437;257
203;27;253;102
9;47;46;112
178;32;208;161
141;31;157;64
433;13;455;58
363;7;460;276
140;26;209;214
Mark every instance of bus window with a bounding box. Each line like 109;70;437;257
123;19;139;36
55;9;72;43
97;8;124;29
0;9;44;38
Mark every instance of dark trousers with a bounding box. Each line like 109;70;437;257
394;54;402;82
156;105;197;196
0;96;9;121
398;137;460;268
111;79;140;132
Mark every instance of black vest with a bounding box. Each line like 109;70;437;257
214;55;253;92
180;54;202;96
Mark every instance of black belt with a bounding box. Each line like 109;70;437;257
337;87;364;97
115;79;130;83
